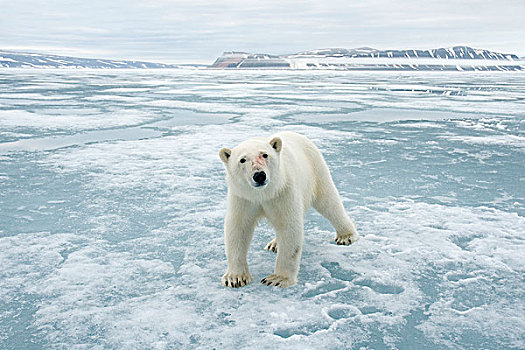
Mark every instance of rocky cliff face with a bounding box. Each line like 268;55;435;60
290;46;519;60
209;46;524;71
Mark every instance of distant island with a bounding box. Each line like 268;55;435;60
210;46;524;71
1;46;524;71
0;50;183;69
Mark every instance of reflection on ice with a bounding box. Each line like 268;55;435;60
0;110;234;153
293;108;478;122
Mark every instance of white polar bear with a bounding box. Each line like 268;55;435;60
219;131;359;288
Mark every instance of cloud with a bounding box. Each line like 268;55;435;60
1;0;524;63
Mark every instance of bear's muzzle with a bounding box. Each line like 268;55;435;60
252;171;267;187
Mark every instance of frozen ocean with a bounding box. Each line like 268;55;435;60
0;69;524;349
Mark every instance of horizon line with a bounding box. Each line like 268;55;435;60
2;45;524;66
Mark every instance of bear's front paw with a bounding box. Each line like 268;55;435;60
264;239;277;253
222;272;253;288
261;274;296;288
335;231;360;245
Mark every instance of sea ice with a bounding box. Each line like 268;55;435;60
0;69;523;349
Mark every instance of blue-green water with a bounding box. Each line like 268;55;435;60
1;69;524;349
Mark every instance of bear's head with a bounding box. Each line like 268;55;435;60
219;136;283;198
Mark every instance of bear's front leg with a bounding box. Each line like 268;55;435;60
261;202;304;288
222;194;260;288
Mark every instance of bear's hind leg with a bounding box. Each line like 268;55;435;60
313;183;359;245
264;238;277;253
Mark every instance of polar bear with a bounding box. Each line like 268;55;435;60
219;131;359;288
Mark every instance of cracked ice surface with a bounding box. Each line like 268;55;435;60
0;70;524;349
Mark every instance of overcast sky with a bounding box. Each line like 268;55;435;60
1;0;524;64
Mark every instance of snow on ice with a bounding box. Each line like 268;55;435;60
0;69;524;349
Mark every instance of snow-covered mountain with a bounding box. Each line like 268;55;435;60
2;47;523;71
0;50;179;68
210;46;524;71
291;46;520;60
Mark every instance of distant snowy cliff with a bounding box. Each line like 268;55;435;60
0;51;179;69
210;46;524;71
2;47;523;71
292;46;520;60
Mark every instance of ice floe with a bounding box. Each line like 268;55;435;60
0;70;523;349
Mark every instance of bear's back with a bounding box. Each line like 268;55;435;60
270;132;330;204
270;131;324;167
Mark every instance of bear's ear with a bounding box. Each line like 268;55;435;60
219;148;232;163
269;137;282;153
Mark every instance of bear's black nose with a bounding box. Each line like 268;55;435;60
253;171;266;185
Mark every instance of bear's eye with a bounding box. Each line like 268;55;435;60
240;158;246;164
262;153;268;158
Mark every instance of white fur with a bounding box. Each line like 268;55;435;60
219;131;359;288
